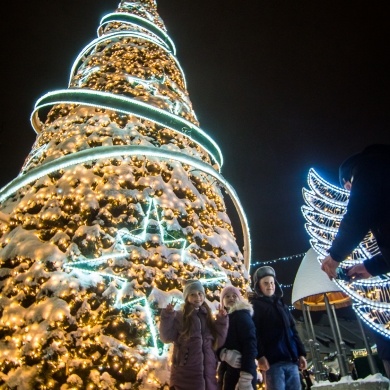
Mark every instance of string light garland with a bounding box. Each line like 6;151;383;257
251;253;305;267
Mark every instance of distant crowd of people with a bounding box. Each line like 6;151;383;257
158;144;390;390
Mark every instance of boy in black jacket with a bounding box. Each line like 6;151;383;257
251;266;307;390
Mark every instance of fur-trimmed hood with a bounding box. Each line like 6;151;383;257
228;299;254;316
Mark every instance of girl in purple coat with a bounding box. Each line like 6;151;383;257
159;279;228;390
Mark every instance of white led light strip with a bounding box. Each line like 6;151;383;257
98;12;176;54
69;31;186;88
31;89;223;169
354;304;390;338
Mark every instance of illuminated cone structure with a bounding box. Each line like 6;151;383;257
0;1;251;388
302;169;390;340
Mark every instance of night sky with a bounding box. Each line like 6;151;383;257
1;1;389;291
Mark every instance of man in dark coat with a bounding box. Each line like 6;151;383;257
250;266;307;390
321;144;390;279
320;145;390;378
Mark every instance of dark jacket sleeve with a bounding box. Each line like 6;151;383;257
288;309;306;357
329;157;382;262
363;254;389;276
251;299;264;359
251;301;265;359
237;311;258;374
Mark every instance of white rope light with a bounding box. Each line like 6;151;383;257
31;89;223;169
0;145;251;269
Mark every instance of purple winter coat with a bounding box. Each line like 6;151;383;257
159;305;228;390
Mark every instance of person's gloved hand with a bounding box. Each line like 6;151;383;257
348;263;372;280
219;348;242;368
235;371;253;390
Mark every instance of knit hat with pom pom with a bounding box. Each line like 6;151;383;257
183;279;205;300
220;285;242;304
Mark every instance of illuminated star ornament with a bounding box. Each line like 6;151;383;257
64;197;227;355
302;168;390;338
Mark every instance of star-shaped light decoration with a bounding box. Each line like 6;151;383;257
64;197;227;355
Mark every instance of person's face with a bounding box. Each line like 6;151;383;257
223;293;240;309
187;291;205;307
343;179;352;191
259;276;275;297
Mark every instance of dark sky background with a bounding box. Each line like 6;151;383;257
1;1;389;296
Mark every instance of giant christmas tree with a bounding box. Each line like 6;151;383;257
0;1;251;388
